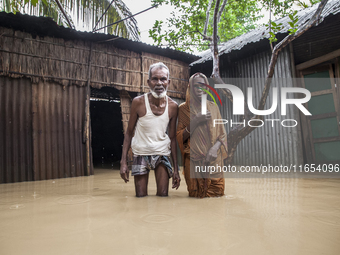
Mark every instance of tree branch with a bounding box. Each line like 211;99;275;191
203;0;214;36
211;0;221;79
230;0;329;143
217;0;228;24
269;0;274;52
54;0;75;29
257;0;328;114
197;29;213;41
93;0;115;31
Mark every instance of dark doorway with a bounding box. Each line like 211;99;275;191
90;88;124;168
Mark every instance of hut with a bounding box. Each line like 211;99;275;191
0;12;198;183
191;0;340;166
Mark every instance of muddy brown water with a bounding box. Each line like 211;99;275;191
0;169;339;255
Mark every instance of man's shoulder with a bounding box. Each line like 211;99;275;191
167;97;178;108
167;97;178;118
132;94;145;105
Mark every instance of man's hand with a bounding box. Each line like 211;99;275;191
172;170;181;190
120;163;129;183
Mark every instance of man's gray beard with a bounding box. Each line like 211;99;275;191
150;88;167;98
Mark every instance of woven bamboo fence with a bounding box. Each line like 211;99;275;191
0;27;189;99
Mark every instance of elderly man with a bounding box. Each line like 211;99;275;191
120;62;181;197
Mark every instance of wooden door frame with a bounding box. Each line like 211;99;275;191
298;62;340;164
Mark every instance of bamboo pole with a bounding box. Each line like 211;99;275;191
141;53;144;93
83;43;93;176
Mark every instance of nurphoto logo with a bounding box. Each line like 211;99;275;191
199;82;312;128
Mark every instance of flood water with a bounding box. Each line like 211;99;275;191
0;168;340;255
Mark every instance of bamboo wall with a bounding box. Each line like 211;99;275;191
0;27;189;99
119;90;132;134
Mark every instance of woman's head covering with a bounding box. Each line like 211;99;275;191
186;72;210;112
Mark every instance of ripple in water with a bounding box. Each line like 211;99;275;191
224;195;236;200
141;214;175;224
0;194;22;205
10;204;25;209
307;210;340;226
56;195;92;205
27;192;43;201
91;188;111;196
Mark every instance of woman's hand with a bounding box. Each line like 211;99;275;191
193;111;211;126
205;141;222;162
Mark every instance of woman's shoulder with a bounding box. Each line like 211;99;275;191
207;100;218;108
178;102;187;110
207;101;222;115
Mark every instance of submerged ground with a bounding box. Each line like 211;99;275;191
0;168;339;255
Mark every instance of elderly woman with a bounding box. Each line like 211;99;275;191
176;73;228;198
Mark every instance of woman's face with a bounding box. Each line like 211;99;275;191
192;76;207;99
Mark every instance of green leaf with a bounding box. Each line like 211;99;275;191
2;0;141;41
31;0;38;7
148;0;304;52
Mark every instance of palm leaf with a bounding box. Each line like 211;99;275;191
1;0;140;41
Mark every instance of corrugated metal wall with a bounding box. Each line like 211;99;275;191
0;77;33;183
32;81;87;180
0;77;89;183
220;47;304;166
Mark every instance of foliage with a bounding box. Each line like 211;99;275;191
150;0;261;52
295;0;321;8
1;0;140;40
149;0;321;52
265;21;284;43
287;10;299;33
260;0;296;16
265;1;320;45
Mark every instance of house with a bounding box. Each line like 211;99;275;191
0;12;198;183
190;0;340;166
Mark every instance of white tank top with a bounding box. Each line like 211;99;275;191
131;93;171;156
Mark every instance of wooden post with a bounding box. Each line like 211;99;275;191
83;43;93;176
120;90;133;168
141;53;144;93
120;90;132;133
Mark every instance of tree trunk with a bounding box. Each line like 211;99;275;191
210;0;329;165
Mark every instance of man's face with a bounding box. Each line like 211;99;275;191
147;67;170;98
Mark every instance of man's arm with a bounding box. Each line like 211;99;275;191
168;100;180;189
120;98;140;183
